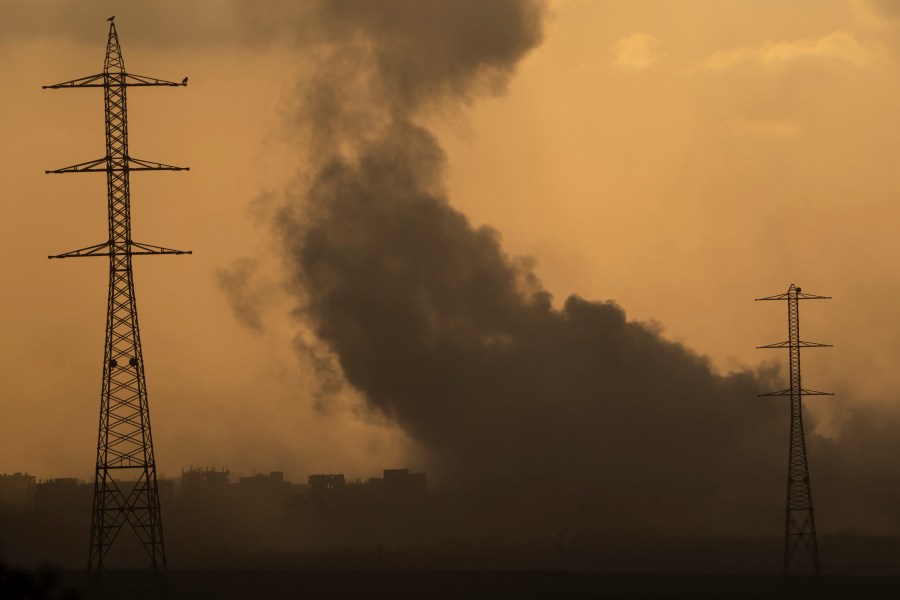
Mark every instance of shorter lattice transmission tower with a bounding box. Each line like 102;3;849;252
756;284;831;588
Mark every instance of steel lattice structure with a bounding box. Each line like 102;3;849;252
44;18;189;597
756;284;831;588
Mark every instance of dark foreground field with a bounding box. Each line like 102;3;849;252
37;570;899;599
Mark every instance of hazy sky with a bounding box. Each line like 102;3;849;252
2;0;900;511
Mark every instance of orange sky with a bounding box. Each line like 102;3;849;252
2;0;900;482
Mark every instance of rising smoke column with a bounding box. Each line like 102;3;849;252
239;0;794;537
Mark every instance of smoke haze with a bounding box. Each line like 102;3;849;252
239;0;797;537
4;0;900;543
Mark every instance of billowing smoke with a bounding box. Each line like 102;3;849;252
279;120;786;535
229;0;900;537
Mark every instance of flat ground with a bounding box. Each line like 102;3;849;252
45;571;900;599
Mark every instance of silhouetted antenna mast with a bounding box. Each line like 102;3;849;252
43;18;189;597
756;284;831;589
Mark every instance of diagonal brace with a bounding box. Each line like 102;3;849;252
49;242;110;259
129;241;192;255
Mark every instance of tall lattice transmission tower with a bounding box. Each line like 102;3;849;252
43;17;189;596
756;284;831;588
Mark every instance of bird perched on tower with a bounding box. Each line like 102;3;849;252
107;16;114;22
181;76;188;85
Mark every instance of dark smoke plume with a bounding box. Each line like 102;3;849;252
230;0;900;537
277;118;787;535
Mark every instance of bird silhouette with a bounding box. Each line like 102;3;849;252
181;76;188;85
107;16;115;22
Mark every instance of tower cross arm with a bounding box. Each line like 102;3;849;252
48;241;191;259
43;72;187;89
756;340;832;349
758;388;834;397
46;157;189;174
755;291;831;301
